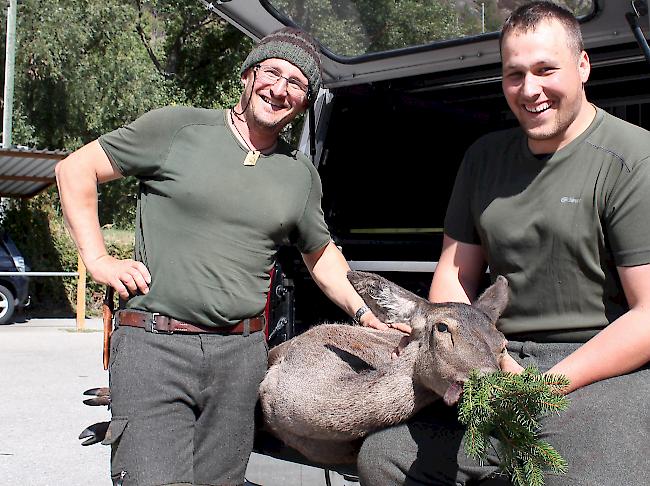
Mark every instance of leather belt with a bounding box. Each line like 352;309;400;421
114;309;265;335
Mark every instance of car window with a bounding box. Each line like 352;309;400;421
262;0;595;59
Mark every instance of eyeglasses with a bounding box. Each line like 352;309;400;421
254;65;309;99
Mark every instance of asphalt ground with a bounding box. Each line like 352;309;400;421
0;316;354;486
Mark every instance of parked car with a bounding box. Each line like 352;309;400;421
0;232;30;324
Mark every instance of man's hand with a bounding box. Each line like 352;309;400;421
385;323;412;359
87;255;151;299
357;312;413;358
499;352;525;374
358;311;389;330
387;322;412;334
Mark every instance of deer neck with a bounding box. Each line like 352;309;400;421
351;344;440;429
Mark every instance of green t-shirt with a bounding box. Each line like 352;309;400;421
445;108;650;336
99;106;330;326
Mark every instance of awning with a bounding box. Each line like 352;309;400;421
0;147;68;198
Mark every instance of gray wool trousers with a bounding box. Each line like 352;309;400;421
105;325;268;486
357;341;650;486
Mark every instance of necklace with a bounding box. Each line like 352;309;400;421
228;109;276;166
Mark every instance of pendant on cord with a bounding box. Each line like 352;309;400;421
243;150;261;166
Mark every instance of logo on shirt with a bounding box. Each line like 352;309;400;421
560;196;581;204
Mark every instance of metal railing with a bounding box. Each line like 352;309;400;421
0;271;78;276
0;256;88;329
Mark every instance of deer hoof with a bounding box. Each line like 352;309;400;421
78;421;110;446
83;387;111;406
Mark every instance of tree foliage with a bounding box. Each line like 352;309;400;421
266;0;592;58
2;0;253;148
271;0;468;57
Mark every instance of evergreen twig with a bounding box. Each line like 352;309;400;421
457;367;570;486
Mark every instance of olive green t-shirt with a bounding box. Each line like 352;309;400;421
99;106;330;326
445;108;650;336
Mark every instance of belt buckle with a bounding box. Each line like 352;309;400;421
150;313;173;334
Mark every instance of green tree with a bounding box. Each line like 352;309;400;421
271;0;465;57
130;0;252;108
267;0;595;57
11;0;178;150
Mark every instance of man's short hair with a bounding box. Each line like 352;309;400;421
500;1;584;57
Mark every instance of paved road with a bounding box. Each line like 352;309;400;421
0;317;355;486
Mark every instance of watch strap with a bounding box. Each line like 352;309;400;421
352;304;371;324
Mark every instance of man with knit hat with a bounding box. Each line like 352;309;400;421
56;27;385;486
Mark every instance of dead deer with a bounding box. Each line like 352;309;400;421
258;271;508;465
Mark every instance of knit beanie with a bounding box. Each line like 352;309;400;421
240;27;322;102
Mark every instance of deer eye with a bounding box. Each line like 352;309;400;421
436;322;449;333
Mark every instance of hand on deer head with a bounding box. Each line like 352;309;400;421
347;271;509;405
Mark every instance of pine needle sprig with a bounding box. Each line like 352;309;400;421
457;367;570;486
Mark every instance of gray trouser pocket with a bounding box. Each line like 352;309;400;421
102;417;130;485
101;417;128;446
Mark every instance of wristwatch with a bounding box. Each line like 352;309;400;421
352;304;371;324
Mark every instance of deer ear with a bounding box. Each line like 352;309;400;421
473;275;509;324
347;271;428;323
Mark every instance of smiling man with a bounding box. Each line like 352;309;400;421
500;10;595;155
357;2;650;486
56;28;385;486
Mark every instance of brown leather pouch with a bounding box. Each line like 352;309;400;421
102;286;115;370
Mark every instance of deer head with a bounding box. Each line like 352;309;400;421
347;271;508;405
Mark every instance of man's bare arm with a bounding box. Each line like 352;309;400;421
302;241;388;330
429;234;486;304
547;263;650;393
55;140;151;299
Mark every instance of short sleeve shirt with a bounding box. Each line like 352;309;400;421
445;108;650;335
99;106;330;326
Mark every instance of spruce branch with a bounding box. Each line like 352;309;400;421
457;367;570;486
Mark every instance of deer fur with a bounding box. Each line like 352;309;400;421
259;271;509;465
